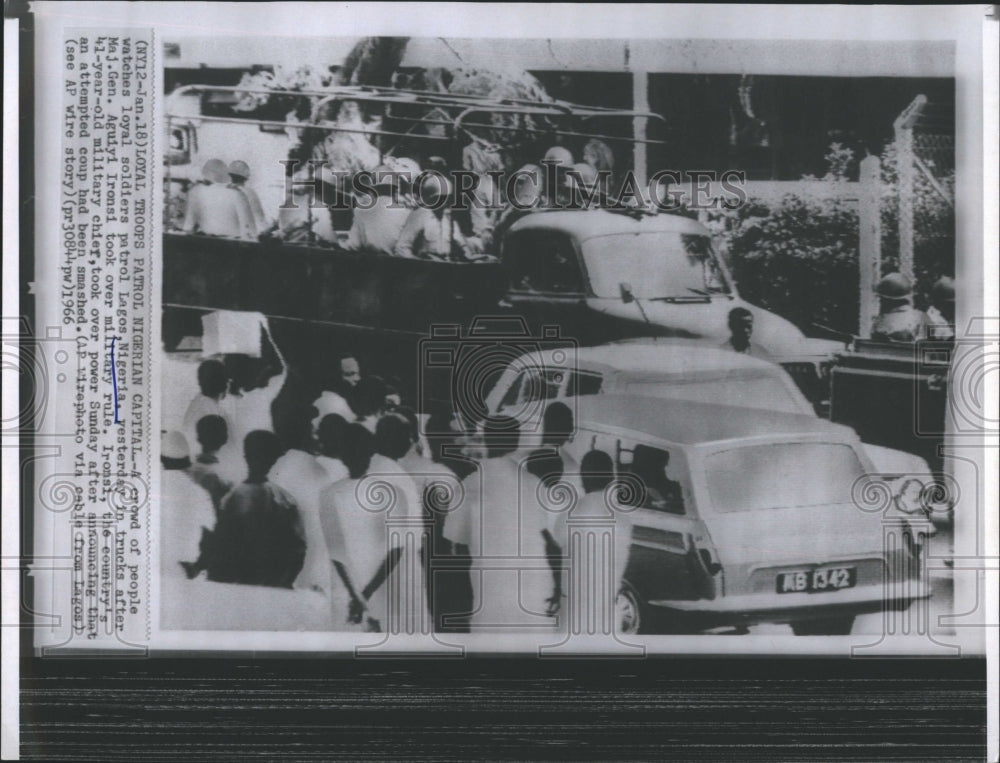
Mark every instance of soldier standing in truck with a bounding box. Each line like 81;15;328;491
182;158;255;240
227;160;269;236
871;273;930;343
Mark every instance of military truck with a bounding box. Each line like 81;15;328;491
830;338;951;474
162;85;842;403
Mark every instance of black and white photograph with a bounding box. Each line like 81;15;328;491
155;33;974;648
5;3;996;759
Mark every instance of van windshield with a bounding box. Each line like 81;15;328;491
705;443;865;513
624;374;812;415
582;232;731;299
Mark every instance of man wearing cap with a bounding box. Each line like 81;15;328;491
346;164;413;254
494;164;543;245
926;276;956;341
274;165;339;245
228;160;269;236
871;272;930;343
183;158;255;239
394;173;470;260
541;146;574;208
565;162;604;210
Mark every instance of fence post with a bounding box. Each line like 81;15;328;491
858;155;882;338
893;95;926;284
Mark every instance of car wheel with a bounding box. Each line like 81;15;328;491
791;616;855;636
615;583;646;635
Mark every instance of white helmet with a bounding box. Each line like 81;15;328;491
542;146;574;167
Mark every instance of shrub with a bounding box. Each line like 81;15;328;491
716;142;954;335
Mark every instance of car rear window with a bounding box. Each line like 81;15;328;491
705;443;865;512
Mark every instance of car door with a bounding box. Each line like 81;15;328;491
614;440;718;604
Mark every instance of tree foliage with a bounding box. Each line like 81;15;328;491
718;142;954;336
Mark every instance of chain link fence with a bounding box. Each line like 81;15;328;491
882;95;955;310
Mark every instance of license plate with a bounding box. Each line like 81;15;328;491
776;567;856;594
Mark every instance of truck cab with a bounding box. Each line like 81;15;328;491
500;208;844;400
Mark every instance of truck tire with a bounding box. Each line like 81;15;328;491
791;616;855;635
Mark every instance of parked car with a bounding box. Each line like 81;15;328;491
562;394;930;635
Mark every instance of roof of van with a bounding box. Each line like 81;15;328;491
506;208;710;240
512;339;782;377
573;394;851;446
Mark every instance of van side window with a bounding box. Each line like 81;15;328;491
622;443;685;515
505;232;584;295
566;371;603;397
166;125;192;166
499;373;524;409
519;368;564;403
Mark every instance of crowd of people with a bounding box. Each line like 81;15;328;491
173;139;616;263
161;340;644;633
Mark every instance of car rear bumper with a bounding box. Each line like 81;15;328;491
648;581;930;627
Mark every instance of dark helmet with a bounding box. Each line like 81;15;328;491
875;272;912;299
931;276;956;304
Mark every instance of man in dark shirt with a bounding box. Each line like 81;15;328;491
203;430;306;588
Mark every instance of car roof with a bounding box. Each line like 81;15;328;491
506;208;710;241
513;340;782;376
573;394;851;447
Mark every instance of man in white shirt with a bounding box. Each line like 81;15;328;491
311;355;360;433
269;404;335;595
275;166;339;245
222;324;288;446
351;376;389;433
399;408;469;632
181;359;234;458
346;165;413;254
370;413;423;530
720;307;773;360
315;413;350;484
187;414;240;512
228;160;269;236
394;175;469;260
319;424;417;632
549;449;633;615
183;158;255;239
442;416;558;632
161;431;216;582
